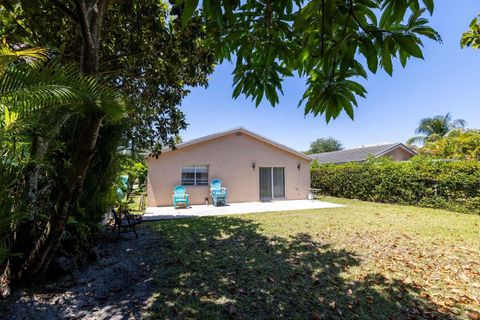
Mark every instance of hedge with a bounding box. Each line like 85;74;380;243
311;157;480;214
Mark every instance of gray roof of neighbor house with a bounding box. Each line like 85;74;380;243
309;143;416;164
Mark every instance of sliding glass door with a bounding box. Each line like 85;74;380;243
272;167;285;198
259;167;285;200
259;167;272;199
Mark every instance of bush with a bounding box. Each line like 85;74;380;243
311;157;480;214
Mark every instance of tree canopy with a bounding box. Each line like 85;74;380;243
407;113;467;146
306;137;343;154
179;0;440;121
461;13;480;49
0;1;215;153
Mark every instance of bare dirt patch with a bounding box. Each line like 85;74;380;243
1;226;159;320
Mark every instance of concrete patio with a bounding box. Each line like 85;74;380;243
143;199;344;221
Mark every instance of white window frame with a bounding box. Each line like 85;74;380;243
181;165;209;186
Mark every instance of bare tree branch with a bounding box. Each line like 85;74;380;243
51;0;79;22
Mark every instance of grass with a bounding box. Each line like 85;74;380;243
126;193;145;215
144;197;480;319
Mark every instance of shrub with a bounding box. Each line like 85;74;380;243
311;157;480;214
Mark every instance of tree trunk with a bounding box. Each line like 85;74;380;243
1;0;108;295
17;111;104;282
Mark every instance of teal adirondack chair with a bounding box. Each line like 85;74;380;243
116;175;129;202
172;185;189;208
210;179;227;206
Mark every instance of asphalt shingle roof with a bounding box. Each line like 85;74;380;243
309;143;414;164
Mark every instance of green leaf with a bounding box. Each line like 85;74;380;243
232;81;243;99
381;43;393;76
393;34;424;59
265;84;278;106
399;49;408;68
255;86;264;107
379;2;393;28
422;0;434;15
362;39;378;73
342;97;355;120
181;0;199;28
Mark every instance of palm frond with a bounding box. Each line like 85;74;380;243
0;66;77;118
406;136;426;146
414;113;466;138
415;117;435;135
452;118;467;128
0;63;125;123
0;46;47;61
0;45;47;74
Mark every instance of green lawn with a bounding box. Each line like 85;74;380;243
126;193;145;215
145;198;480;319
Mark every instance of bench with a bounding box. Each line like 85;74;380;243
110;207;140;239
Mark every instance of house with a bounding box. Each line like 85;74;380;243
309;143;416;164
147;127;311;206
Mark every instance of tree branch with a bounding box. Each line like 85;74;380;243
330;1;354;82
74;0;94;50
321;0;325;56
51;0;79;22
90;0;107;45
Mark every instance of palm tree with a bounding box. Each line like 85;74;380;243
0;44;125;296
407;113;467;146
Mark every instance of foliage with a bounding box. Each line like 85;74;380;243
114;157;148;210
179;0;441;121
406;113;467;146
123;160;148;190
0;45;111;268
306;137;343;154
311;157;480;214
0;43;126;292
419;129;480;160
0;1;215;154
0;0;216;289
461;13;480;49
0;160;25;267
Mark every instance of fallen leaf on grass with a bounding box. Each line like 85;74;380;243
329;301;336;310
311;311;322;320
466;311;480;320
227;304;237;316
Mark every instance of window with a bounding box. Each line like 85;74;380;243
181;165;209;186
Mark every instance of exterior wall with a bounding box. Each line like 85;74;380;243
382;148;415;161
147;132;311;206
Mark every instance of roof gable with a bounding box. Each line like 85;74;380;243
161;127;311;161
310;143;416;164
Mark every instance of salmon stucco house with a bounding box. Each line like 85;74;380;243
147;127;311;207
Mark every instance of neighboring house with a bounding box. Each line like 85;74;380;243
147;127;311;206
310;143;416;164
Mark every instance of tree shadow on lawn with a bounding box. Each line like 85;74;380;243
148;217;456;320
